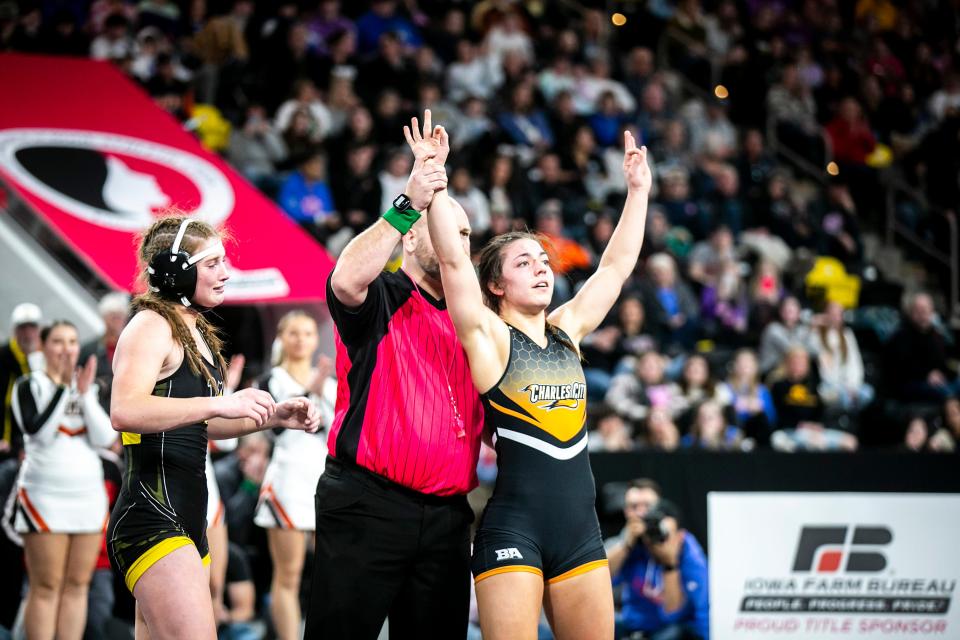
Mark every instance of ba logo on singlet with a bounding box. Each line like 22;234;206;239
495;548;523;561
522;382;586;410
792;526;892;573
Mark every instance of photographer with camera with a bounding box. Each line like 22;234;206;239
605;479;709;640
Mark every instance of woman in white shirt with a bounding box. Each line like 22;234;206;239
10;320;116;640
812;301;874;411
253;311;335;640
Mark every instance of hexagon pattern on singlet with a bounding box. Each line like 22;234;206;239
495;327;587;443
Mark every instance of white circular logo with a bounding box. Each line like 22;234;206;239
0;128;234;231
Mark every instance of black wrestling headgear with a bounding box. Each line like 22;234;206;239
146;218;223;307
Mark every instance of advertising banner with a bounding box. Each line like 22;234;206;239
709;493;959;639
0;53;334;303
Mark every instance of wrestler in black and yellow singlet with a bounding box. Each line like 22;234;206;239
107;356;222;593
472;325;607;584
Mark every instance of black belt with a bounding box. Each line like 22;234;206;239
324;455;468;506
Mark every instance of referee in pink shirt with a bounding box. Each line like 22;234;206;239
304;112;484;639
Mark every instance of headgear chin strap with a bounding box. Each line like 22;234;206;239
147;218;224;308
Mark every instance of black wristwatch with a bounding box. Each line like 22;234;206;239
392;193;413;211
662;564;678;573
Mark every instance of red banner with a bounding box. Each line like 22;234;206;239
0;53;333;303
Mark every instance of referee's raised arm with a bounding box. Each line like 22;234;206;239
329;110;448;308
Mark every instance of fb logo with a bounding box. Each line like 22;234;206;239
792;526;892;573
495;548;523;561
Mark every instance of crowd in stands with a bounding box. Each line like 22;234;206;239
2;0;960;637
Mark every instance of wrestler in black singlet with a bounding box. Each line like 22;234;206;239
471;325;607;584
108;354;222;593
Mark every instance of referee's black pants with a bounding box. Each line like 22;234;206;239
304;456;474;640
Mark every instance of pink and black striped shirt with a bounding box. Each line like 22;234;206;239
325;270;484;496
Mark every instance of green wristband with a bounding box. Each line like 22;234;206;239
382;206;421;235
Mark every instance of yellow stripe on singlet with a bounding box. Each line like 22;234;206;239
121;432;141;445
124;536;194;593
474;565;544;584
547;559;609;584
487;400;542;430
